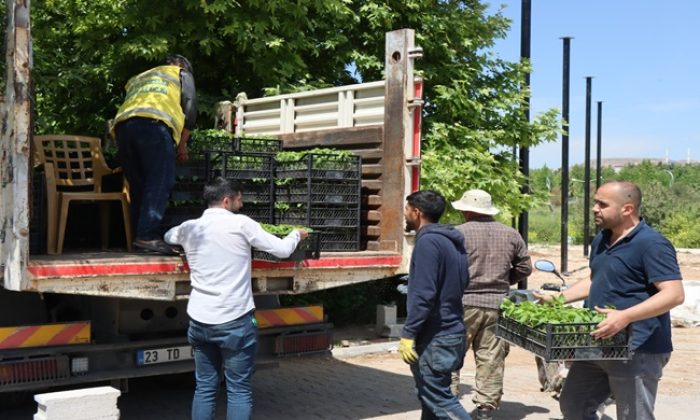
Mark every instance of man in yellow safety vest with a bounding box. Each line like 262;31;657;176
113;54;197;254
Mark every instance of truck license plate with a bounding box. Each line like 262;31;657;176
136;345;193;366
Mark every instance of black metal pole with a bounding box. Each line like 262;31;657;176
596;101;603;191
518;0;531;290
583;76;592;257
595;100;603;234
561;37;572;274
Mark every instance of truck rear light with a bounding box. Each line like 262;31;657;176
274;330;332;356
0;356;69;386
70;356;89;374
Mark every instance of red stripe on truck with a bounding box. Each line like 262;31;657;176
29;256;402;279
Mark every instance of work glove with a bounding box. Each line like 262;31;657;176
398;337;418;364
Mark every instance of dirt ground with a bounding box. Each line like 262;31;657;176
527;244;700;287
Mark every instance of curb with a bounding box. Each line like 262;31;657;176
332;340;399;358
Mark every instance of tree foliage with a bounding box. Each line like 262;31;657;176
530;162;700;247
28;0;560;216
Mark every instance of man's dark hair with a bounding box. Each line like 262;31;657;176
166;54;193;75
406;190;446;223
203;177;242;206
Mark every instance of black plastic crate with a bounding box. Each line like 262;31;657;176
161;205;205;231
276;153;361;181
318;228;361;251
206;151;274;181
253;231;321;262
496;314;630;362
170;180;206;203
276;206;360;228
240;180;274;205
234;137;282;155
276;180;361;205
239;204;274;224
30;169;47;255
175;154;208;180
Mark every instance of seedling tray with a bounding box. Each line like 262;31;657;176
253;232;321;262
239;204;274;224
317;229;361;251
276;207;360;228
234;137;282;155
276;153;361;180
276;181;361;205
205;151;274;180
496;314;630;362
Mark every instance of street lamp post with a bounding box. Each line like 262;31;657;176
583;76;593;257
560;36;573;274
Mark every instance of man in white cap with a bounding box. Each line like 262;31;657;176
450;189;532;420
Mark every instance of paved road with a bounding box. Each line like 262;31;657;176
1;350;560;420
5;334;700;420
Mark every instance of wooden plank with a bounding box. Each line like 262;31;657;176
365;241;380;251
279;126;383;149
354;149;384;161
363;226;381;237
361;164;383;176
362;180;382;191
364;210;382;222
365;195;382;206
380;30;414;253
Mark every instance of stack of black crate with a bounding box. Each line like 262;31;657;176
275;153;362;251
29;169;47;255
161;152;209;232
205;137;280;224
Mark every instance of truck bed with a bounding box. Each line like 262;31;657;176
27;251;404;301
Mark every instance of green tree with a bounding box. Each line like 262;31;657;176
29;1;560;216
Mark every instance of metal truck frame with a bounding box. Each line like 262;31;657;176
0;0;422;395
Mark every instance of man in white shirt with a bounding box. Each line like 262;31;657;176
165;177;307;420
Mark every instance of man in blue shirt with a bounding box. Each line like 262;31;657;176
539;181;685;420
398;190;471;419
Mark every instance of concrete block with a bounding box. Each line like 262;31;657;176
34;386;120;420
379;323;404;338
376;304;397;331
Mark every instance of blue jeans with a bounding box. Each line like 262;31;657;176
187;312;258;420
115;117;176;241
560;351;671;420
410;334;471;420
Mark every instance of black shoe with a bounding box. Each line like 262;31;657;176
133;239;178;255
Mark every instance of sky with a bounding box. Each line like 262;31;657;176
487;0;700;169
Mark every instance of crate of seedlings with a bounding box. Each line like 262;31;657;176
276;206;360;228
239;179;274;206
234;137;282;155
497;297;631;362
275;149;361;181
253;225;321;262
206;151;275;181
189;129;236;153
316;228;361;251
276;181;361;205
238;204;274;225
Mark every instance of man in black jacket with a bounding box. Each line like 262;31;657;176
399;190;472;420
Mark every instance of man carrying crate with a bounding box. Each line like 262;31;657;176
536;181;685;420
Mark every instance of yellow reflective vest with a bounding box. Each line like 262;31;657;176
113;65;185;145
